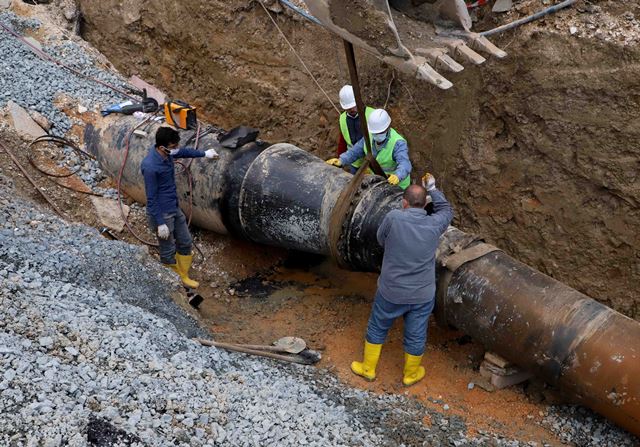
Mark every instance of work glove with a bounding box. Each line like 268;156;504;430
387;174;400;186
157;224;170;240
421;172;436;191
204;148;219;159
326;158;342;167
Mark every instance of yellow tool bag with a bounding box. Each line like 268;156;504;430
164;100;197;130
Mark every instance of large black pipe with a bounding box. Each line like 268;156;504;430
85;116;639;437
83;115;398;269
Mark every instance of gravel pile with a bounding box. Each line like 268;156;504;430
0;177;385;446
0;12;129;136
541;405;638;447
0;11;134;192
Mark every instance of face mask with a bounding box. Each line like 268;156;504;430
159;146;179;156
373;132;387;143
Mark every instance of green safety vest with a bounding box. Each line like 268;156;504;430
366;128;410;189
339;107;373;169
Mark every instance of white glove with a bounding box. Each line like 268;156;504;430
157;224;170;240
421;173;436;191
169;148;180;155
204;148;219;159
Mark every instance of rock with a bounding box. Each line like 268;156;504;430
122;0;143;25
38;336;54;348
0;0;11;10
90;196;129;232
29;110;51;131
64;6;77;21
7;100;47;139
65;346;79;356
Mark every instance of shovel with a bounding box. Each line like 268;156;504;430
195;337;322;365
242;336;306;354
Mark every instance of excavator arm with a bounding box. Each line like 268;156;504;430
302;0;506;89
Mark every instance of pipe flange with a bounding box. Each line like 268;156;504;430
336;175;386;266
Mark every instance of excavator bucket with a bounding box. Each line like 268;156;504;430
302;0;507;89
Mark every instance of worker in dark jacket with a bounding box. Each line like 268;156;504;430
351;175;453;386
141;126;218;289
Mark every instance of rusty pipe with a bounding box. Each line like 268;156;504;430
437;227;640;436
85;116;639;438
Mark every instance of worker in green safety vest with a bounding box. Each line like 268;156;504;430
334;85;374;173
327;108;412;189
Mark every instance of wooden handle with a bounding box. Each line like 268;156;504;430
195;339;311;365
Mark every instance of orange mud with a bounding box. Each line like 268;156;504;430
193;238;563;445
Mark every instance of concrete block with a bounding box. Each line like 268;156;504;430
129;75;166;104
7;101;47;139
484;351;512;369
480;363;533;389
490;370;533;389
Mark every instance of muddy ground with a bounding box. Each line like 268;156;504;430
74;0;640;319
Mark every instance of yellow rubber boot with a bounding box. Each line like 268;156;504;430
166;264;180;275
175;253;200;289
402;353;426;387
350;341;382;382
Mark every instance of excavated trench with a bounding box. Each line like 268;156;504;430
75;0;640;320
62;0;640;442
1;2;638;444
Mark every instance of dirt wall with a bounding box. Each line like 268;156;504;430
76;0;640;318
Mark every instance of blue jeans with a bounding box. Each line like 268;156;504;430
365;290;435;356
147;208;193;264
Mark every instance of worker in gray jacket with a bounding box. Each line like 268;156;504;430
351;174;453;386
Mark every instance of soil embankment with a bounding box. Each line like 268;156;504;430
77;0;640;318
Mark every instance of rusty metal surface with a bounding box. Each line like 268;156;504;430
439;246;640;436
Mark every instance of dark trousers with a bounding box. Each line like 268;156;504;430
365;290;435;356
147;208;192;264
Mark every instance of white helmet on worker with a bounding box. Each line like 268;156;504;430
339;85;356;110
367;109;391;134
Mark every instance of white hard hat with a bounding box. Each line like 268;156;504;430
339;85;356;110
367;109;391;134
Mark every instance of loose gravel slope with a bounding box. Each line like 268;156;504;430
0;176;389;447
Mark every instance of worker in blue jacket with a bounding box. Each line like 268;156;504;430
351;174;453;386
141;127;218;288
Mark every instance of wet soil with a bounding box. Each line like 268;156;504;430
193;246;563;445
